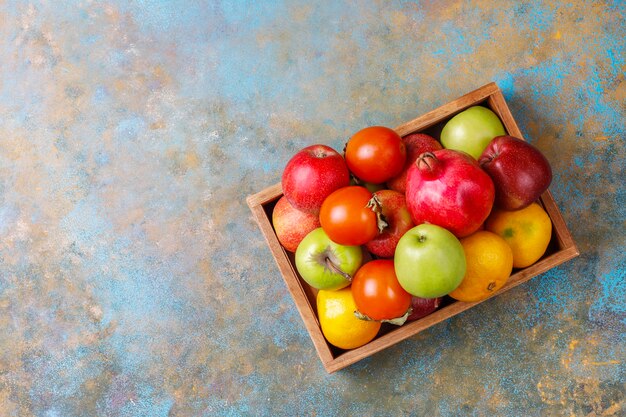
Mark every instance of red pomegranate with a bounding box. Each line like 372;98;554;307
405;150;495;238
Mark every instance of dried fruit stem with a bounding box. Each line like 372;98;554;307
354;308;413;326
366;195;389;234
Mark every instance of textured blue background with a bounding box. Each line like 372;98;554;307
0;1;624;416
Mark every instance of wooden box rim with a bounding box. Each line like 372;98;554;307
246;82;580;373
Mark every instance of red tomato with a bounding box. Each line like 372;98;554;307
351;259;412;321
345;126;406;184
319;186;378;246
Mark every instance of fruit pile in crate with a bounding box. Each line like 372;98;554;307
274;105;553;350
247;84;579;372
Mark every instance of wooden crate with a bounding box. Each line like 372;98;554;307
246;82;579;373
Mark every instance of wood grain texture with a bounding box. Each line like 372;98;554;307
246;183;283;208
540;190;579;252
247;186;335;366
248;83;579;373
394;82;499;136
488;90;524;139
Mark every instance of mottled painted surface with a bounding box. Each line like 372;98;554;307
0;0;624;416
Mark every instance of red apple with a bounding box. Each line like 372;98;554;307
364;190;414;258
272;196;321;252
479;136;552;210
281;144;350;214
405;149;495;238
387;133;442;193
406;296;442;321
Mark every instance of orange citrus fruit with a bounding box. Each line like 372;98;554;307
485;202;552;268
449;231;513;302
317;288;381;350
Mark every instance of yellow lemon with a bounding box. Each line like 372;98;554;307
449;231;513;302
485;203;553;268
317;288;381;350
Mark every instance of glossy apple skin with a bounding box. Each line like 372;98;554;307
272;196;321;252
479;135;553;210
281;144;350;214
406;296;442;321
405;149;495;238
295;228;363;291
387;133;442;193
440;106;506;159
394;224;466;298
364;190;414;258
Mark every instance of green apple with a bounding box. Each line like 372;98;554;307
440;106;506;159
295;228;363;290
394;224;466;298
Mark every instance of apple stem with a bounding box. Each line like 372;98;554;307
350;173;362;185
324;257;352;282
366;195;389;234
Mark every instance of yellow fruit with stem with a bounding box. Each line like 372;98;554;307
485;202;553;268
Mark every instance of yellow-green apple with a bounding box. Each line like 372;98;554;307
364;190;414;258
295;228;363;290
281;144;350;214
387;133;442;193
440;106;505;159
394;224;466;298
272;196;321;252
479;135;553;210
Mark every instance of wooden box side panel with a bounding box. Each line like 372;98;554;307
247;189;335;365
487;91;524;139
540;191;578;253
394;82;499;136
